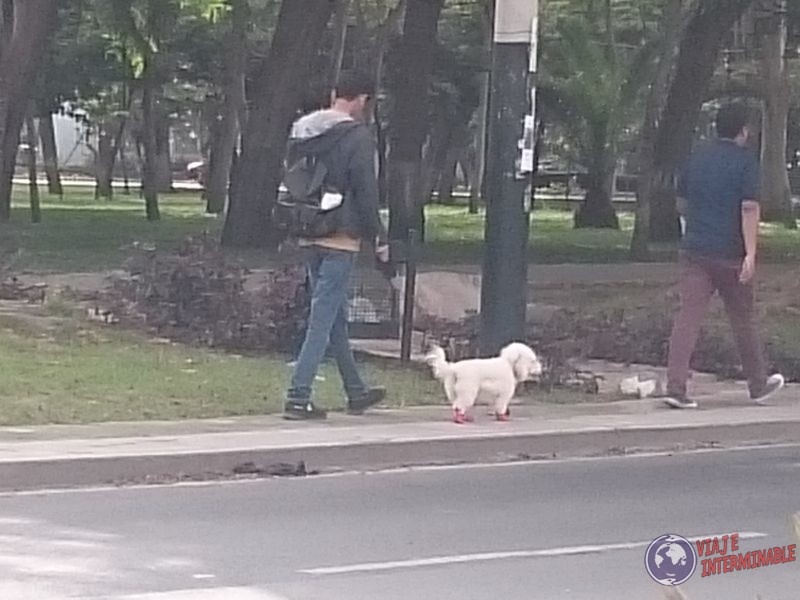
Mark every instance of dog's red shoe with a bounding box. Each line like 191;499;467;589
495;408;511;422
453;408;473;424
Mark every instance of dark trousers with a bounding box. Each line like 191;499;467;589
667;256;768;398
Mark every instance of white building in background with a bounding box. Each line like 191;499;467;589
52;112;93;170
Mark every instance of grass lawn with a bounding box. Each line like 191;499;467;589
423;204;636;265
0;302;447;426
0;299;596;426
2;186;800;272
1;187;222;273
0;187;609;426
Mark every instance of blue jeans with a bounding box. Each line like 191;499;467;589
288;247;366;402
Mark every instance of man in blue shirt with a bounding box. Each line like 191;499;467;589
664;104;784;408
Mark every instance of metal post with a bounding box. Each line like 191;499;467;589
400;229;418;363
479;0;538;356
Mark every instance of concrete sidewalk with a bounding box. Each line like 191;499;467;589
1;383;798;492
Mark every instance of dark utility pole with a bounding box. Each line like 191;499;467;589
479;0;539;355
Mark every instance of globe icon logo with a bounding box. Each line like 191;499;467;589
645;534;698;586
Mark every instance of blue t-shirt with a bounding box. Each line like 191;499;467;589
678;139;760;259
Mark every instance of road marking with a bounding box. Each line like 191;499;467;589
84;587;289;599
299;532;768;575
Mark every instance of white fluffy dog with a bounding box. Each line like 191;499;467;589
426;343;543;424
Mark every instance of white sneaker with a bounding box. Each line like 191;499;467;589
751;374;785;405
663;396;698;409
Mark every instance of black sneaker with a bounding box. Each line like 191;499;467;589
346;388;386;415
283;399;328;421
663;395;698;409
750;374;785;405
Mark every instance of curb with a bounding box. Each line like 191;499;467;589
2;419;800;492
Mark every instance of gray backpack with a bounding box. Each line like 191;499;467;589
274;125;359;238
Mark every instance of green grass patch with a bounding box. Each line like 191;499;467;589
0;302;594;426
3;186;799;273
1;187;221;273
0;307;447;426
422;205;635;265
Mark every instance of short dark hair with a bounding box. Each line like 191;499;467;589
335;70;376;101
299;85;327;115
716;104;750;139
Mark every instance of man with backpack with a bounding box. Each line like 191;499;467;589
280;71;389;420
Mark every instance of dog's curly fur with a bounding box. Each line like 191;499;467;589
426;342;543;422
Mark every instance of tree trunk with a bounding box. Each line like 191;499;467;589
95;122;115;199
205;100;230;214
759;1;795;227
222;0;335;248
154;109;172;193
94;114;127;200
465;143;480;213
1;0;12;39
38;111;62;197
437;142;461;205
0;0;58;222
24;112;40;223
372;0;405;208
574;165;619;229
141;76;161;221
630;0;685;259
133;133;144;194
120;132;131;195
375;105;389;206
473;70;490;210
328;0;351;92
420;117;452;205
643;0;755;243
205;0;247;215
386;0;445;242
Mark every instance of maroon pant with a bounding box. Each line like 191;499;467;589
667;256;767;398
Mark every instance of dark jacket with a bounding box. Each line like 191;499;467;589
286;110;385;243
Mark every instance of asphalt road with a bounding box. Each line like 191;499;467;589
1;445;798;600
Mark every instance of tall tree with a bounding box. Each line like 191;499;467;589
46;1;136;201
38;112;62;197
222;0;336;248
385;0;445;242
470;0;492;214
328;0;352;93
353;0;405;207
540;13;657;229
205;0;249;214
34;0;99;199
0;0;59;222
636;0;755;244
103;0;187;219
629;0;693;258
90;96;131;200
24;113;41;223
759;0;795;227
422;0;484;208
